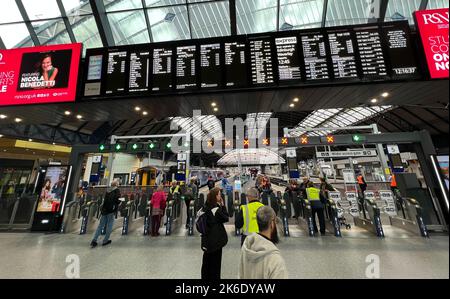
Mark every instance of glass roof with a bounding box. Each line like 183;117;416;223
2;0;446;53
291;106;393;137
217;148;285;166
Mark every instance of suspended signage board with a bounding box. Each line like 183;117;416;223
316;150;378;158
414;9;449;79
379;190;397;216
387;144;400;154
286;149;297;158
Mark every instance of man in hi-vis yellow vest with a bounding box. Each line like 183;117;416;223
236;187;265;246
306;181;326;235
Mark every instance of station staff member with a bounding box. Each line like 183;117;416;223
235;187;265;246
357;173;368;195
306;181;326;235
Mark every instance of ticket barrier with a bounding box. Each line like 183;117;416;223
353;194;385;238
297;195;315;237
278;191;290;237
60;198;82;233
122;194;149;235
79;196;101;235
165;193;182;236
324;199;342;237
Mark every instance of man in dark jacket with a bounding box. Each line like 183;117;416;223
285;180;301;218
90;180;122;248
201;187;229;280
207;176;215;190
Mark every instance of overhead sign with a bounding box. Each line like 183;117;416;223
387;144;400;154
414;9;449;79
286;149;297;158
316;149;378;158
0;43;82;106
343;169;356;183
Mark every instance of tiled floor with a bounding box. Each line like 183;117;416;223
0;226;448;279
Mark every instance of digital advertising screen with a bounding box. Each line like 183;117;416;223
437;155;449;190
414;9;449;79
0;43;81;106
36;166;69;213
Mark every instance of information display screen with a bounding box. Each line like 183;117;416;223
381;23;420;79
249;37;275;85
355;26;388;79
301;32;330;81
152;47;173;91
275;36;301;82
105;50;127;94
224;41;248;87
327;30;359;79
176;45;197;90
129;50;150;92
200;43;222;88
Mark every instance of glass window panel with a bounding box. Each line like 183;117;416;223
32;19;71;45
428;0;450;9
103;0;142;12
62;0;93;15
385;0;421;24
146;0;186;8
108;10;150;45
236;0;277;34
22;0;62;20
0;23;34;48
326;0;372;27
190;1;230;39
0;0;24;24
147;5;190;42
69;15;102;55
279;0;323;30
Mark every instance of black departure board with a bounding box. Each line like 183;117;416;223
152;47;173;91
275;36;301;82
176;45;197;90
355;26;388;79
249;37;275;85
224;41;248;87
200;43;222;88
105;50;127;94
301;33;330;81
328;31;359;79
129;50;150;92
382;23;419;79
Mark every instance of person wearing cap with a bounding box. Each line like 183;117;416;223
239;206;288;279
235;187;265;246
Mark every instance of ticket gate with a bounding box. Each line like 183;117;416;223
295;193;315;237
165;193;182;236
122;193;149;235
79;196;102;235
60;198;82;233
324;199;342;237
352;192;385;238
278;191;290;237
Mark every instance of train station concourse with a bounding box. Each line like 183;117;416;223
0;0;449;284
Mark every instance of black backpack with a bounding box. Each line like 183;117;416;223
101;190;119;215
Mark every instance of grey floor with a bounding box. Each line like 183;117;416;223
0;225;448;279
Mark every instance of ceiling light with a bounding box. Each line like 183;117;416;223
143;111;148;116
52;142;56;145
0;134;3;138
28;139;33;142
289;103;295;108
14;118;22;123
0;114;7;119
293;98;299;103
76;115;82;119
135;106;141;111
371;98;378;103
213;107;218;112
64;111;71;116
381;92;389;98
211;102;217;107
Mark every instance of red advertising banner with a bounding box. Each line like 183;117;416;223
414;9;449;79
0;43;81;106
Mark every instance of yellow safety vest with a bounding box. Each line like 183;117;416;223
170;186;180;194
241;201;265;235
306;187;321;201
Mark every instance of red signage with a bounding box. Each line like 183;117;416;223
414;9;449;79
0;43;81;106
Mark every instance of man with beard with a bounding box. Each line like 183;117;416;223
238;206;288;279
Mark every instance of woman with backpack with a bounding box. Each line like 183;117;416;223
200;187;229;280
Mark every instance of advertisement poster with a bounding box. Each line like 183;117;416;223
37;166;68;213
437;156;449;190
414;9;449;79
0;43;81;106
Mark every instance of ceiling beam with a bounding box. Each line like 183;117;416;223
424;108;449;125
56;0;77;43
141;0;154;42
399;107;445;134
419;0;429;10
15;0;40;46
321;0;329;28
229;0;237;35
91;0;115;47
0;36;6;49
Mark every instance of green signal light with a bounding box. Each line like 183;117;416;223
99;144;105;151
184;142;189;148
149;143;155;149
132;144;138;150
353;135;365;142
166;143;172;148
115;144;121;151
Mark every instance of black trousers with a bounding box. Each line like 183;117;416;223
184;199;191;227
312;207;326;234
201;248;222;280
240;234;248;247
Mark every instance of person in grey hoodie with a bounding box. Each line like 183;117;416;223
239;206;288;279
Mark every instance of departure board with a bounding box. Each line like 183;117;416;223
301;33;330;81
176;45;197;90
105;50;127;94
200;43;222;88
249;37;275;85
327;31;359;79
152;47;173;91
275;36;301;82
382;23;419;79
355;26;388;79
224;41;248;87
129;50;150;92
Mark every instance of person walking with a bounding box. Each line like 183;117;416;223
306;181;327;235
150;184;167;236
184;179;198;228
90;180;122;247
239;206;288;279
201;187;229;280
235;187;265;246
